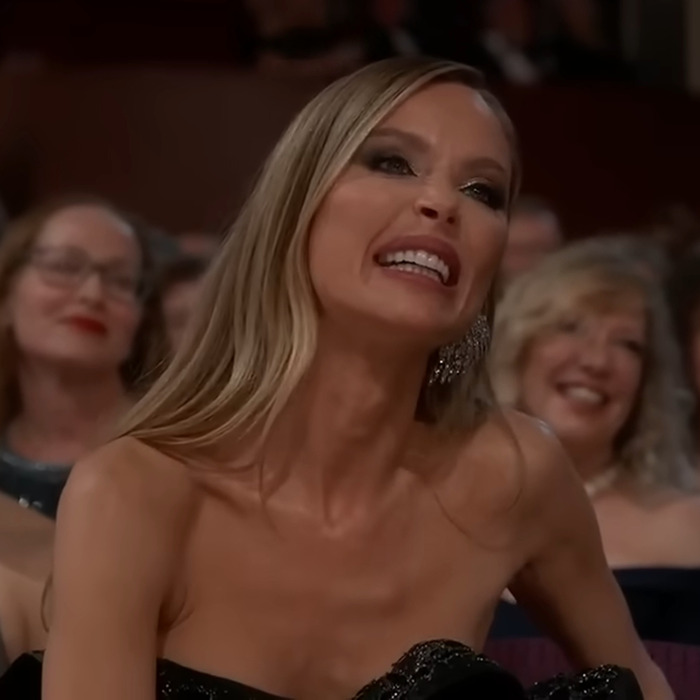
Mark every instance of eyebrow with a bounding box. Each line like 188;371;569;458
366;126;509;178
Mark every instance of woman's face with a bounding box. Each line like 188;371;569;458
163;278;203;351
518;295;647;454
308;82;511;351
6;204;144;375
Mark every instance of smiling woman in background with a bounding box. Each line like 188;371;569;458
491;241;700;568
489;241;700;647
0;196;167;519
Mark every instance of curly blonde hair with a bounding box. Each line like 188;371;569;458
490;238;696;490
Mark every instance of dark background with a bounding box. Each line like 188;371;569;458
0;0;697;239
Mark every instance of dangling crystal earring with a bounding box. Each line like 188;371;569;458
428;314;491;387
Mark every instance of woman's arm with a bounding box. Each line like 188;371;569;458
43;438;195;700
0;564;45;668
507;414;673;700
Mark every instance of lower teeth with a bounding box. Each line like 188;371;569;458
385;262;442;284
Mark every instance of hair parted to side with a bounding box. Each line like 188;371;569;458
490;239;696;491
0;194;168;429
119;57;521;450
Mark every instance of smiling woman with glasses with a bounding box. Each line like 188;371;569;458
24;246;147;304
0;195;167;520
0;194;168;685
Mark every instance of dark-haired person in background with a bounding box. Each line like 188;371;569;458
160;256;208;351
499;195;563;287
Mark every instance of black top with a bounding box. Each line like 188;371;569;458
0;442;70;519
0;639;642;699
490;567;700;646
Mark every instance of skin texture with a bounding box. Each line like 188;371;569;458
43;84;671;700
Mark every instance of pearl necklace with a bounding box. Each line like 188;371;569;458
584;466;621;498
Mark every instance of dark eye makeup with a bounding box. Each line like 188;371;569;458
359;146;507;211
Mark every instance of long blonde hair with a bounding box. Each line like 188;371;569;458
119;57;520;450
490;240;695;490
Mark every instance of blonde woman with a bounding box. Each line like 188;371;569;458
4;59;671;699
491;240;700;571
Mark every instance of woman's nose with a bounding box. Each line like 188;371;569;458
76;271;107;304
413;183;459;228
578;337;612;374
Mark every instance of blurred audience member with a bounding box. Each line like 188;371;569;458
405;0;544;84
0;196;168;519
647;203;700;264
491;242;700;569
243;0;400;78
575;233;671;281
404;0;634;84
667;250;700;456
538;0;633;82
160;256;208;351
177;230;221;260
129;216;180;269
499;195;562;286
478;0;543;84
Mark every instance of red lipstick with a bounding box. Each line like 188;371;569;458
65;316;108;335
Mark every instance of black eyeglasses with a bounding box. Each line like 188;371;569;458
25;246;146;303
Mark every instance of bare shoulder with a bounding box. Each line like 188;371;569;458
435;408;581;537
466;408;579;501
59;436;197;533
47;444;199;695
54;436;199;611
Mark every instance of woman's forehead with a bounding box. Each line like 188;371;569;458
372;82;512;171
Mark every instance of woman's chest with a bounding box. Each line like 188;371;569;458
160;499;517;698
595;495;700;567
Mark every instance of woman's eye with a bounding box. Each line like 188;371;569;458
367;153;415;176
48;258;84;275
460;181;507;211
619;338;645;355
556;318;580;334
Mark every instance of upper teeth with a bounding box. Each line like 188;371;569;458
379;249;450;283
562;386;605;405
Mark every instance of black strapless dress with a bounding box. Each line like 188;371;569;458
0;640;642;699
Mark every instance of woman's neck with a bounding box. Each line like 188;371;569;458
561;439;617;485
8;362;130;464
258;324;431;525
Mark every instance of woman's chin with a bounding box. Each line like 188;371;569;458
555;424;611;454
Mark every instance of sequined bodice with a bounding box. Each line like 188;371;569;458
0;640;643;699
